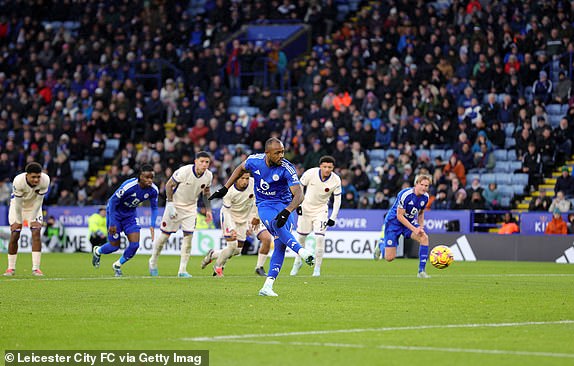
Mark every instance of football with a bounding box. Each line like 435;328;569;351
430;245;454;269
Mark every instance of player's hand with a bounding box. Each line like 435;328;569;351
296;206;302;215
30;221;42;230
250;217;260;231
165;201;177;219
326;219;335;227
10;223;22;231
209;187;228;200
274;209;291;228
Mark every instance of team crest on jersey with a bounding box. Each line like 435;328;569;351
420;201;424;207
249;194;254;198
272;174;279;181
201;184;205;188
144;193;149;199
409;200;414;205
162;221;167;227
325;188;330;192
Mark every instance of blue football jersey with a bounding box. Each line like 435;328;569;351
385;187;429;226
244;154;300;207
108;177;159;218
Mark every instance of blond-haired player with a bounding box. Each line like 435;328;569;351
200;171;273;276
4;162;50;276
290;155;341;277
149;151;213;277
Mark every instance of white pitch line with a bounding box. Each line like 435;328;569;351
2;273;574;282
197;339;574;359
182;320;574;342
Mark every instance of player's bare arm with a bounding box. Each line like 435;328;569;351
209;162;247;200
202;185;213;222
286;184;304;212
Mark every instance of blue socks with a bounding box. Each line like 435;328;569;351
418;245;429;273
267;241;286;279
119;242;140;264
99;243;119;254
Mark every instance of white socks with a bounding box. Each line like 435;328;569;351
32;251;41;271
315;235;325;270
256;253;268;268
263;276;275;289
178;234;192;274
215;240;237;267
149;232;170;268
7;254;16;270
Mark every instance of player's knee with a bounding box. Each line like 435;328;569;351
384;254;396;262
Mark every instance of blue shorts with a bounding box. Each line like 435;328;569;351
383;220;419;248
107;211;140;242
258;205;296;237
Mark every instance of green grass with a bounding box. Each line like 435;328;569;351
1;253;574;366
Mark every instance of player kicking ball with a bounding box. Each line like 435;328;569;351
290;156;341;277
374;174;432;278
200;171;274;277
210;138;314;296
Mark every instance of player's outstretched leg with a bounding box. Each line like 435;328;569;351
201;249;215;269
112;241;139;277
149;232;170;276
374;238;385;261
92;243;120;269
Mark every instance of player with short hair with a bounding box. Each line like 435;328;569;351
374;174;432;278
200;171;273;276
91;164;158;277
210;137;314;296
148;151;213;277
4;162;50;276
290;155;341;277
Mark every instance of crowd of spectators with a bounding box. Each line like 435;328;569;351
0;0;574;212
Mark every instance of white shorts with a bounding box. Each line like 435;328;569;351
159;210;197;234
297;210;328;235
9;204;43;226
222;219;248;242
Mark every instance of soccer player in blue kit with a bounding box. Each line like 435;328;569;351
209;137;314;296
92;164;159;277
374;174;432;278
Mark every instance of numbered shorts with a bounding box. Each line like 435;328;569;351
383;221;419;247
8;204;43;226
107;211;140;242
297;210;328;235
159;210;197;234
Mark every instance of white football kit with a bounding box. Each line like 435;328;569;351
9;172;50;225
220;177;261;241
160;164;212;233
297;167;342;235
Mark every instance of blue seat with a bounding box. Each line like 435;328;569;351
430;149;446;160
509;161;522;171
493;161;510;172
495;174;512;185
106;139;120;151
386;149;400;158
505;137;515;148
512;184;526;195
103;148;116;159
500;196;511;207
493;150;508;161
498;185;514;197
504;123;515;137
416;149;430;159
481;173;496;185
368;149;386;160
511;173;529;186
507;150;517;161
72;170;86;182
547;104;562;116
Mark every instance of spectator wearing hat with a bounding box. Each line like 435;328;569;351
554;71;571;104
545;209;568;235
555;166;574;197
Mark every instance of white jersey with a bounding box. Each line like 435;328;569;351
221;177;257;224
170;164;213;213
300;168;342;214
11;172;50;209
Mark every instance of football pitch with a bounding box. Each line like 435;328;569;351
1;253;573;366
